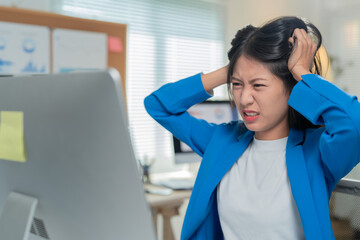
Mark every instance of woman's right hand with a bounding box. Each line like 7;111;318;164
288;28;317;81
201;65;229;93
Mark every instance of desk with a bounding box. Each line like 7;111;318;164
145;185;191;240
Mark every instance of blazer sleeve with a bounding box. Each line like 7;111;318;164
144;73;219;157
288;74;360;184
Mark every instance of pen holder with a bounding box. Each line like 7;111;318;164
139;156;155;184
142;165;151;184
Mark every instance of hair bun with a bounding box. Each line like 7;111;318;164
228;24;258;60
231;25;258;46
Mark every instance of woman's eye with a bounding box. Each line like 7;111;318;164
232;82;242;87
254;84;265;88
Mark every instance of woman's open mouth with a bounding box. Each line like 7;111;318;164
243;111;259;122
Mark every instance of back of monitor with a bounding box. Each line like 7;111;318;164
0;70;156;240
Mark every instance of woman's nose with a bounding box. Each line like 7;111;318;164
240;89;254;106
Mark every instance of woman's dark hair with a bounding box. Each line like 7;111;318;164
227;16;326;130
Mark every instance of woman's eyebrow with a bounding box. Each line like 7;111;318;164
231;77;242;82
231;77;267;83
249;78;268;83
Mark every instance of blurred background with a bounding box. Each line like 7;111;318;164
0;0;359;239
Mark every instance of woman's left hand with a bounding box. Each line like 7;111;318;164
288;28;317;81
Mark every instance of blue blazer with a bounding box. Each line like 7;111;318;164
144;73;360;240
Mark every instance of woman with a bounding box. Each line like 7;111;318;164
144;16;360;240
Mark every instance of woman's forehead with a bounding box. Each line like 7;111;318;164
233;57;275;81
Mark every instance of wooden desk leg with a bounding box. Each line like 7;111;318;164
151;207;159;237
161;206;180;240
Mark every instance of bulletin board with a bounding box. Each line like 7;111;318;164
0;6;127;95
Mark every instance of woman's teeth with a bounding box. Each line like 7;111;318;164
245;112;258;116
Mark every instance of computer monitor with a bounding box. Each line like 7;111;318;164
0;70;156;240
173;100;238;164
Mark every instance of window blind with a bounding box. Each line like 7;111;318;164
51;0;227;172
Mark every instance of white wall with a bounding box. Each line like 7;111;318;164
225;0;325;51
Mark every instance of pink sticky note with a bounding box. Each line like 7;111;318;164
108;36;123;53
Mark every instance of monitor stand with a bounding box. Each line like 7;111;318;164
0;192;38;240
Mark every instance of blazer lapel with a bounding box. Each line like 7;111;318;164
286;128;324;239
182;130;254;239
207;130;254;193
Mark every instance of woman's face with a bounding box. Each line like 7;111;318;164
231;55;290;140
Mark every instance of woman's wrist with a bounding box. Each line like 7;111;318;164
291;67;312;82
201;66;228;92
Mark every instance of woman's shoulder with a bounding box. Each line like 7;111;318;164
220;120;247;130
215;120;249;138
200;121;249;151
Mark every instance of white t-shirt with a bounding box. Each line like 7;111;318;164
217;136;305;240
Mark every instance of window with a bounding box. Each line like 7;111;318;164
52;0;227;172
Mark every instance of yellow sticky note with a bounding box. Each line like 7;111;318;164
0;111;26;162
